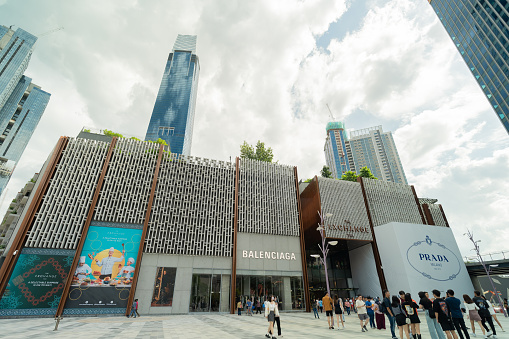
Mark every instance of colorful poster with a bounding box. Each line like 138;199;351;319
64;222;142;314
0;248;75;316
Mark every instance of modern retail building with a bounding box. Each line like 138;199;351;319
0;133;473;317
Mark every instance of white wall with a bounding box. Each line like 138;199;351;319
350;244;382;298
375;222;474;299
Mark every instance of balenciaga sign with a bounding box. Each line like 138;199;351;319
242;250;297;261
406;235;461;281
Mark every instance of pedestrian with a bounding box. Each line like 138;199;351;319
391;295;410;339
382;290;398;339
134;298;140;317
432;289;459;339
356;295;369;332
273;296;282;337
484;296;504;332
322;292;334;329
366;296;376;329
264;296;279;339
400;291;406;304
504;298;509;315
472;290;497;338
403;293;421;339
319;298;323;313
445;289;469;339
419;291;446;339
129;299;138;318
237;300;242;316
246;298;252;316
256;299;261;314
312;299;319;319
334;295;345;329
373;299;386;329
463;294;486;337
345;299;351;315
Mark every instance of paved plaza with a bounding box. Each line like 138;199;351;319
1;311;509;339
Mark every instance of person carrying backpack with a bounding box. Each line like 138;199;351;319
473;291;497;338
432;290;459;339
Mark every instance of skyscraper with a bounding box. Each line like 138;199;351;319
0;26;50;195
324;124;408;184
324;121;351;178
428;0;509;133
145;34;200;155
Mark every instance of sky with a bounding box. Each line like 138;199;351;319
0;0;508;258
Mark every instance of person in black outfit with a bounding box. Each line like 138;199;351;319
432;289;458;339
445;289;469;339
472;290;496;337
402;293;421;339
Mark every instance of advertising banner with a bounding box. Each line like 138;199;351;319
0;248;75;316
64;221;142;315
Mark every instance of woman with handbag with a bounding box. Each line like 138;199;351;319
264;296;279;339
463;294;486;337
391;295;411;339
403;293;421;339
334;295;345;329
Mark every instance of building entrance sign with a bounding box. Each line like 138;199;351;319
326;220;370;236
242;250;297;261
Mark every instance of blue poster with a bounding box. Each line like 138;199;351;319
64;221;142;314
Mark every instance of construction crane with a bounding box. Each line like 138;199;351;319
326;103;335;121
37;26;64;38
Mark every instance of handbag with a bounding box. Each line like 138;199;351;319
405;317;411;325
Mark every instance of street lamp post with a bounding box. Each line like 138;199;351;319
311;210;337;297
464;230;508;317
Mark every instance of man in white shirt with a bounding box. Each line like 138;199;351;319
95;247;124;279
117;257;135;279
74;256;92;280
356;295;369;332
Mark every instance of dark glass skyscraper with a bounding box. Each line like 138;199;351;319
429;0;509;133
0;26;50;195
145;35;200;155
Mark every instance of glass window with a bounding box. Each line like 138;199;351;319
151;267;177;307
189;273;222;312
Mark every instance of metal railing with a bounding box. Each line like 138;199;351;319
464;250;509;263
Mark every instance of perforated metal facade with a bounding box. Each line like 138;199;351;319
94;138;160;224
144;155;235;256
238;159;300;237
26;138;109;249
428;204;448;227
317;177;372;241
362;178;423;227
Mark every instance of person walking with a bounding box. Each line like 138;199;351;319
237;300;242;316
433;289;459;339
373;299;386;330
419;291;446;339
445;289;469;339
319;299;323;313
334;295;345;329
345;299;351;315
473;290;497;338
256;299;261;314
403;293;421;339
463;294;486;338
312;299;320;319
392;295;410;339
356;295;369;332
128;299;138;318
366;296;376;329
383;289;398;339
322;292;334;329
246;298;252;316
484;296;505;332
264;296;279;339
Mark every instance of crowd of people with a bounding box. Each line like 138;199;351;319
313;289;505;339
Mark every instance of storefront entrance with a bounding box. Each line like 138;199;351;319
189;274;228;312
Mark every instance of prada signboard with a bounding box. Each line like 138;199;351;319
325;220;373;241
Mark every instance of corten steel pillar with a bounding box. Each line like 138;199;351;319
358;177;387;292
293;167;311;312
421;204;435;225
230;157;240;314
124;144;164;316
438;205;450;227
54;137;118;318
411;185;427;224
0;137;68;299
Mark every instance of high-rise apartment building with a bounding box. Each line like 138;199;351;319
145;34;200;155
428;0;509;133
0;26;50;195
324;124;408;184
324;122;351;178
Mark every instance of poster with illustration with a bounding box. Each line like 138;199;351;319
0;248;74;316
64;222;142;313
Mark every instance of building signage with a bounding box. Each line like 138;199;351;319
327;220;370;234
242;250;297;260
406;235;461;281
